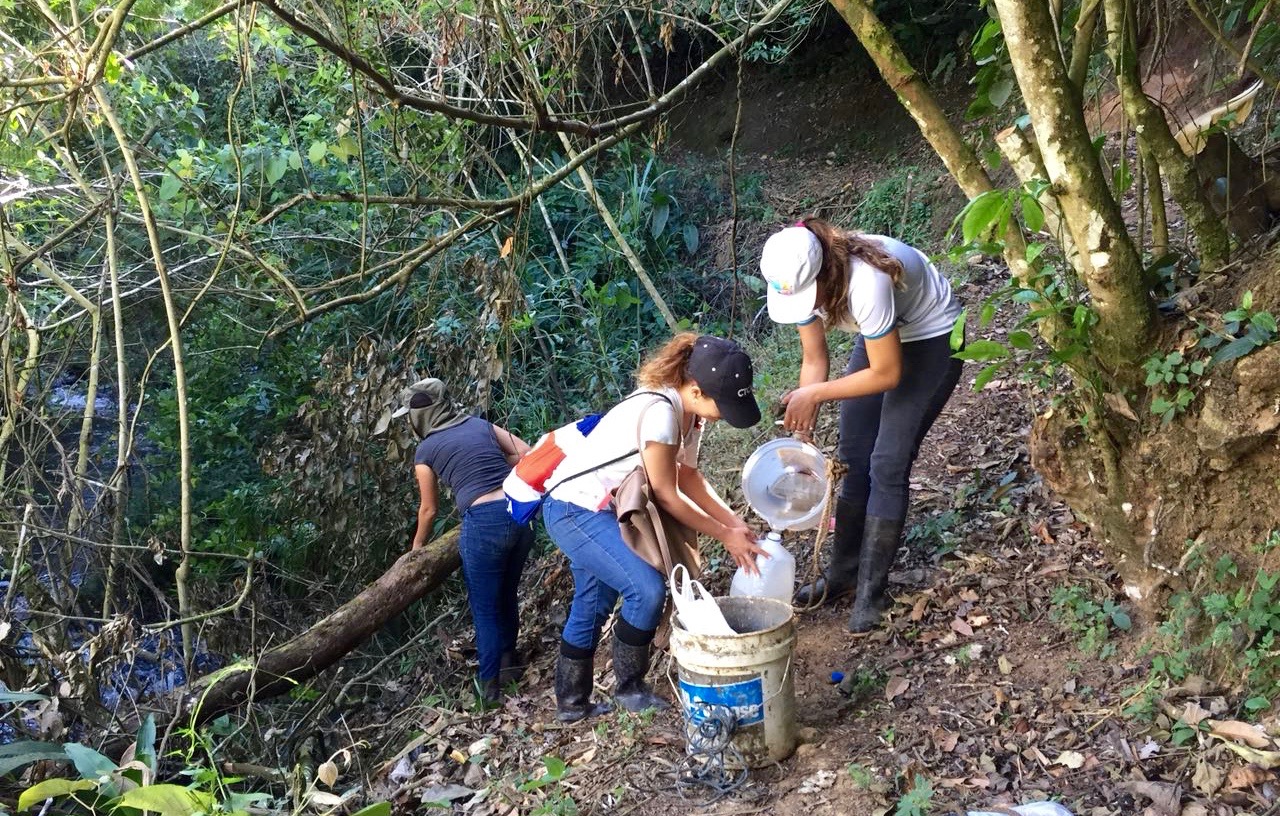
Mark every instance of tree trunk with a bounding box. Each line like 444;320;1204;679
827;0;993;200
120;529;463;739
995;123;1079;265
992;0;1154;377
1102;0;1231;270
1068;0;1102;93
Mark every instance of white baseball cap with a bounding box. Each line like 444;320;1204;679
760;227;823;324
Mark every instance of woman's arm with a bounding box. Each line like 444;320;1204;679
797;319;830;388
411;464;439;550
782;330;903;432
677;464;745;532
492;423;532;465
642;442;766;574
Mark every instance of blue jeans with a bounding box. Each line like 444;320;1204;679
459;499;533;681
839;332;963;521
542;496;666;651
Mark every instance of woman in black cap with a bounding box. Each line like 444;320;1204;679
541;333;767;722
396;378;533;704
759;218;963;633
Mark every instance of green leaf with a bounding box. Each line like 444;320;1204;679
650;201;669;238
1244;695;1270;712
543;756;568;780
1021;196;1044;232
0;742;69;777
961;191;1007;244
1243;290;1254;310
979;301;996;327
350;803;392;816
62;743;115;781
682;222;699;255
1250;311;1277;334
987;75;1014;108
0;691;48;703
287;150;302;170
949;310;967;351
265;154;287;184
308;140;327;164
1110;609;1131;630
158;173;182;201
1112;160;1134;195
104;52;123;83
136;715;157;773
117;785;215;816
18;778;96;811
1007;330;1034;350
954;339;1009;362
1025;242;1046;265
973;362;1003;390
1211;335;1261;365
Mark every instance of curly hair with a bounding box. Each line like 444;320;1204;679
798;216;906;330
636;332;697;389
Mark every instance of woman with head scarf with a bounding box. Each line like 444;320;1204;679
395;378;533;704
542;333;767;722
759;218;963;633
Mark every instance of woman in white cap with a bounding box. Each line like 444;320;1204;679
542;333;767;722
396;378;533;704
759;218;963;632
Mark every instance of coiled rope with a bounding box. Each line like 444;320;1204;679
674;702;748;802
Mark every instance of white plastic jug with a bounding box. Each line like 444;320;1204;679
729;532;795;603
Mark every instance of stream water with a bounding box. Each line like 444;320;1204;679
1;374;221;742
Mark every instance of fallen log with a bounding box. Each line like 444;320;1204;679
120;529;461;739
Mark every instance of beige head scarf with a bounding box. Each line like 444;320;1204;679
392;378;469;439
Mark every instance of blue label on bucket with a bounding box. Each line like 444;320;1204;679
678;676;765;726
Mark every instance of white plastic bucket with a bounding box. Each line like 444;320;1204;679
669;596;797;767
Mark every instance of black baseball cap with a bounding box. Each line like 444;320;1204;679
687;336;761;428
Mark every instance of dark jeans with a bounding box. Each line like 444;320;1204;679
839;332;962;522
542;496;667;652
459;499;533;681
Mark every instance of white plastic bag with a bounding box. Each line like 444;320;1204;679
669;564;736;636
967;804;1074;816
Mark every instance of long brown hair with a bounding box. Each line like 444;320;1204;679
636;332;696;389
799;216;905;329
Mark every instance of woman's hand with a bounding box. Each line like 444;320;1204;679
722;525;768;576
781;384;823;434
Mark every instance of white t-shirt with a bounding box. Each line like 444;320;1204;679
804;234;961;342
547;387;703;511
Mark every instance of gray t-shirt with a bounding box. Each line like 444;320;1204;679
414;416;512;512
805;235;961;342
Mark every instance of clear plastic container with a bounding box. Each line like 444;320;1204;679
741;439;828;531
729;532;796;603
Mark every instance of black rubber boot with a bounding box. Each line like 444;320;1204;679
847;516;904;633
612;624;671;714
554;650;612;723
499;649;526;685
479;677;502;707
794;498;866;606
